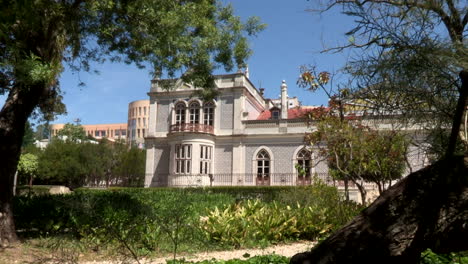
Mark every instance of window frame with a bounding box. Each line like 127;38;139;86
271;110;280;120
199;145;212;175
203;102;215;126
175;144;192;174
189;102;201;124
256;150;270;176
296;149;312;177
175;103;186;125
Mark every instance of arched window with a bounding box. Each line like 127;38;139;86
189;102;200;124
297;149;312;185
175;103;186;125
256;150;270;186
203;102;214;126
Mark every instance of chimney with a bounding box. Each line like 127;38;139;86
245;65;249;78
281;80;288;119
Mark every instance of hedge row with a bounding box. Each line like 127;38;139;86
84;186;315;202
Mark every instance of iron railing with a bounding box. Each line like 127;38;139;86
148;172;377;189
169;123;214;134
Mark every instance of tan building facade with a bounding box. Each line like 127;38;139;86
50;123;127;141
127;100;150;145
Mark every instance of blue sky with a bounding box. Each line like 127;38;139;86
2;1;356;126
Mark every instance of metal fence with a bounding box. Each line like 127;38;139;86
148;172;377;190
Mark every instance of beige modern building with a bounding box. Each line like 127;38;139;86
50;123;127;141
127;100;150;146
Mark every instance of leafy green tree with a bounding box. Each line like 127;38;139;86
308;114;408;205
361;131;408;193
113;147;146;187
316;0;467;156
79;141;107;186
37;140;87;188
34;122;50;141
87;138;118;187
0;0;263;244
36;137;145;189
291;1;468;263
17;153;39;186
56;123;86;143
21;121;35;148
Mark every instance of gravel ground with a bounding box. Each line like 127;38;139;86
82;241;316;264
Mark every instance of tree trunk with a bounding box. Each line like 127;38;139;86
290;155;468;264
353;181;367;206
376;181;383;195
0;105;25;246
343;178;349;202
0;82;47;246
446;70;468;156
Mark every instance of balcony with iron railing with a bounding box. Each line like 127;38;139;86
169;123;214;134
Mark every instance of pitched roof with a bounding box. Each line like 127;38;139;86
256;106;318;120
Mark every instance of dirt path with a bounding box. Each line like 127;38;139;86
83;241;315;264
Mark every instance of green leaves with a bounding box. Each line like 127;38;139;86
89;0;263;81
17;153;39;177
198;186;361;248
56;123;86;143
15;53;62;86
308;114;408;201
14;187;361;259
1;0;264;123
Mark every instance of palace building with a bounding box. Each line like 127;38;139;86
144;72;429;199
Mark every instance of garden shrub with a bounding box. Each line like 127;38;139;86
198;181;362;248
277;180;363;229
103;186;299;202
15;185;360;256
420;249;468;264
167;254;289;264
199;199;355;248
14;188;235;256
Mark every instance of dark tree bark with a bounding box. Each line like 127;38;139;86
290;155;468;264
446;70;468;156
0;76;53;246
0;3;65;245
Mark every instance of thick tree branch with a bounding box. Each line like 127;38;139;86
462;10;468;28
446;70;468;156
291;156;468;264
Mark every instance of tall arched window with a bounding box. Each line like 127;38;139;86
203;102;214;126
256;150;270;186
189;102;200;124
175;103;186;125
297;149;312;185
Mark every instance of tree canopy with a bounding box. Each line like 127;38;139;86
56;123;87;143
37;139;145;188
1;0;264;110
17;153;39;186
0;0;264;246
315;0;467;156
306;108;408;204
